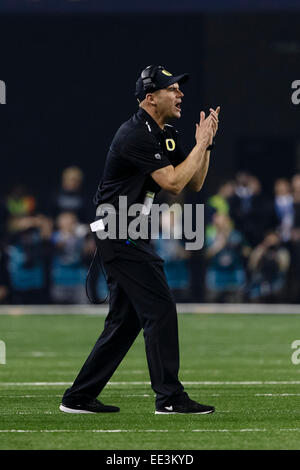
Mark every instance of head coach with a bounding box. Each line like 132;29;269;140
60;65;220;415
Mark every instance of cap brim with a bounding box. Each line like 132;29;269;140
167;73;189;86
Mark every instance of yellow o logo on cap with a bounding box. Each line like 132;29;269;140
162;70;172;76
165;139;176;151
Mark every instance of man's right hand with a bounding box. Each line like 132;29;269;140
195;107;219;148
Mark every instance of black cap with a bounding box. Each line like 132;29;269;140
135;65;189;101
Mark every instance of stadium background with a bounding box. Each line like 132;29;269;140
0;0;300;305
1;0;300;454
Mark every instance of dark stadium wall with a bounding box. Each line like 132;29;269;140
203;13;300;195
0;13;205;208
0;12;299;205
1;0;300;13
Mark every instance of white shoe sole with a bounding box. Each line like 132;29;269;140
155;410;214;415
59;404;96;414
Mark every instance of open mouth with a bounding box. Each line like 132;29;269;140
175;102;181;110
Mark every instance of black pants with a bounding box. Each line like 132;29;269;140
62;237;184;408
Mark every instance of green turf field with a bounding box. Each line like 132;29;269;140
0;312;300;450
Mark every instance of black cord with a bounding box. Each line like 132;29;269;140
85;246;109;304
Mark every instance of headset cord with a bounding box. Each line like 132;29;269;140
85;246;109;304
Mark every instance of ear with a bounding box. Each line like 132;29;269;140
145;93;155;105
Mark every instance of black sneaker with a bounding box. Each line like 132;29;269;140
59;398;120;414
155;394;215;415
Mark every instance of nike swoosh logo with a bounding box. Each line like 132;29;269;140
165;405;173;411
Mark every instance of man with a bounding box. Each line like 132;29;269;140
47;166;91;224
60;65;220;415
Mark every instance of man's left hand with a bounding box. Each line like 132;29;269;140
209;106;220;137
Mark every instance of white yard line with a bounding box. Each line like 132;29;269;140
255;393;300;396
0;395;62;398
1;381;300;386
0;428;300;433
0;382;73;386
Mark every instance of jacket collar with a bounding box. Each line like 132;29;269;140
136;107;164;136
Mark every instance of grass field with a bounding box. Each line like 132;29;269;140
0;312;300;450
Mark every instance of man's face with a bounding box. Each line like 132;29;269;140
149;83;184;120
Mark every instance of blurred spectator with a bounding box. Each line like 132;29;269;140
47;166;91;223
231;171;254;215
152;207;191;302
3;169;300;305
273;178;294;243
50;212;93;304
204;213;249;302
5;184;36;220
5;215;53;304
206;180;235;222
230;172;273;247
247;231;290;302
